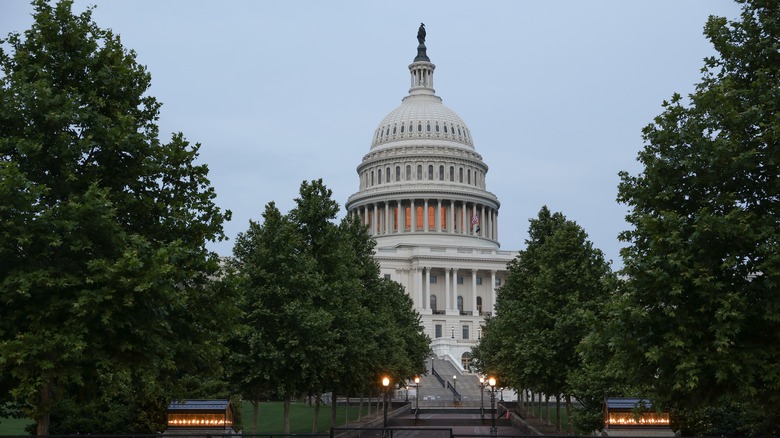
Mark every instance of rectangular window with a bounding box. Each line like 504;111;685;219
462;325;469;340
430;275;437;284
384;274;391;280
476;277;483;285
457;276;464;285
435;324;442;338
495;278;502;286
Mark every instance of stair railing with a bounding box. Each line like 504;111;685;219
431;368;445;387
446;381;462;402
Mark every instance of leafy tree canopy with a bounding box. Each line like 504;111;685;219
614;0;779;428
0;0;232;434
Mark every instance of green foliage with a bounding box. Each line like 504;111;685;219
473;206;615;432
612;1;780;430
226;180;428;434
0;0;232;434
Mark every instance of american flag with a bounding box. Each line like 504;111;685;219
471;213;479;225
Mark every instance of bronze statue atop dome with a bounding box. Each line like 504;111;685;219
414;23;430;62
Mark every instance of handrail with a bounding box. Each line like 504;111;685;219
431;368;445;387
446;381;462;402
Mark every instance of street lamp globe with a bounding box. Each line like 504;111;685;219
382;377;390;387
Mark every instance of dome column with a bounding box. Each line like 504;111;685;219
410;199;417;233
373;204;379;236
424;199;429;232
436;199;442;232
480;205;486;237
448;200;455;233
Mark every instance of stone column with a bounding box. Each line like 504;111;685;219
448;200;455;233
451;268;459;315
490;270;497;316
472;269;478;316
424;199;429;232
373;204;379;236
436;199;442;232
445;268;451;311
481;205;486;238
410;199;417;233
425;267;431;311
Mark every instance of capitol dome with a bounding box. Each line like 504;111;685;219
344;25;518;367
346;26;502;249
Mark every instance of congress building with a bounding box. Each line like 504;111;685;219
345;26;518;373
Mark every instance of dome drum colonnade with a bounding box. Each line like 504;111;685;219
345;25;517;368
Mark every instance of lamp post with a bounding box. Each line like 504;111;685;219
382;376;390;430
488;377;497;436
431;355;435;373
479;376;485;419
414;376;420;420
453;375;457;392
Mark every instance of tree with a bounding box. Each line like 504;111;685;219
473;206;614;433
227;180;428;434
613;0;780;429
0;1;231;434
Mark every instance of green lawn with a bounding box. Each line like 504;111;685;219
0;400;381;435
239;400;379;433
0;418;33;436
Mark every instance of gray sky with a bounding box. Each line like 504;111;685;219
1;1;742;269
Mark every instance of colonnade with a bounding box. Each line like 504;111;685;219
397;266;499;317
351;198;499;241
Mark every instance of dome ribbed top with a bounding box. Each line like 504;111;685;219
370;94;474;149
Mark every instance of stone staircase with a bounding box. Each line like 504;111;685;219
403;355;489;409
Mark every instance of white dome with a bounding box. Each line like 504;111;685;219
370;93;474;150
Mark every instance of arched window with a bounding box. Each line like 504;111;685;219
461;352;472;369
457;295;464;313
459;168;463;183
400;124;405;134
430;295;437;312
477;296;483;315
439;165;444;180
396;166;401;182
450;166;454;181
392;125;397;135
386;167;391;182
406;165;411;180
378;169;382;184
417;165;423;180
428;165;433;180
467;169;471;185
371;171;375;186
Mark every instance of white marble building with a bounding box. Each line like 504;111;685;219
345;30;518;371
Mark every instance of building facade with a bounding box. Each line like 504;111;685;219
345;29;517;371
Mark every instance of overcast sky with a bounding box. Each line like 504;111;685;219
1;1;742;269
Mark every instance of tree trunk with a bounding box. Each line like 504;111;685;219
331;392;338;427
344;395;349;425
566;394;573;435
367;393;372;415
359;396;364;419
546;394;552;426
555;395;561;432
251;400;259;434
283;393;291;434
36;380;52;436
312;394;320;432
